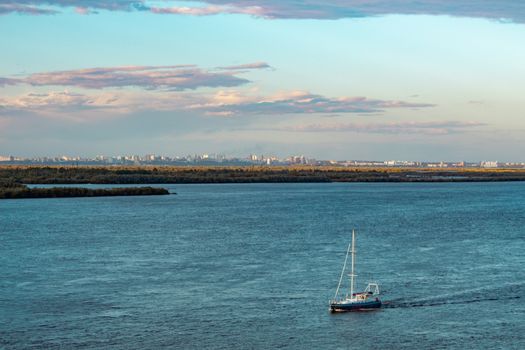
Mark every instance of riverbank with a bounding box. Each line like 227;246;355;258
1;165;525;184
0;183;169;199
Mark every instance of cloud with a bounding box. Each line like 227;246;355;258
148;4;267;17
181;1;525;22
74;6;97;14
0;89;434;120
0;3;58;14
0;91;118;112
2;1;525;23
281;120;486;135
217;62;272;70
0;1;142;15
0;77;20;86
0;91;125;121
199;91;434;116
0;1;260;17
0;64;267;90
149;5;225;16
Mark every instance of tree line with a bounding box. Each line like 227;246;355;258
0;182;169;199
1;165;525;185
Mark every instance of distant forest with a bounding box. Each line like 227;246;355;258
2;165;525;184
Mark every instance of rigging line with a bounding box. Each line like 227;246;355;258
334;242;352;300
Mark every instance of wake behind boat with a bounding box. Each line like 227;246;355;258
330;229;381;312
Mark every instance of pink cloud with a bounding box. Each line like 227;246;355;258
0;77;21;86
217;62;272;70
198;91;435;115
0;91;122;114
74;6;95;15
149;4;266;17
281;120;486;135
180;1;525;21
0;90;138;124
149;5;224;16
0;89;435;119
0;3;58;15
0;64;269;90
0;1;141;15
2;1;524;23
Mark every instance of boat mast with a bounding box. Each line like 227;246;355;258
350;229;356;298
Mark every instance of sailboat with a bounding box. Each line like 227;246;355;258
329;229;381;312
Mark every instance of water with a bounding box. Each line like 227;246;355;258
1;182;524;349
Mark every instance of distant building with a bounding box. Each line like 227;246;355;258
481;161;499;168
289;155;307;164
145;154;156;161
384;160;417;167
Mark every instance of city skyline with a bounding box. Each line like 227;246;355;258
2;152;523;169
1;1;525;161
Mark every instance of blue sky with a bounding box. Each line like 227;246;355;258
1;1;524;161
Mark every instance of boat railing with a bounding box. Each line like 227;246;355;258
364;282;380;296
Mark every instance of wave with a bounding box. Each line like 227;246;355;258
383;282;523;309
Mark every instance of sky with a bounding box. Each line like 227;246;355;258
1;1;524;161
